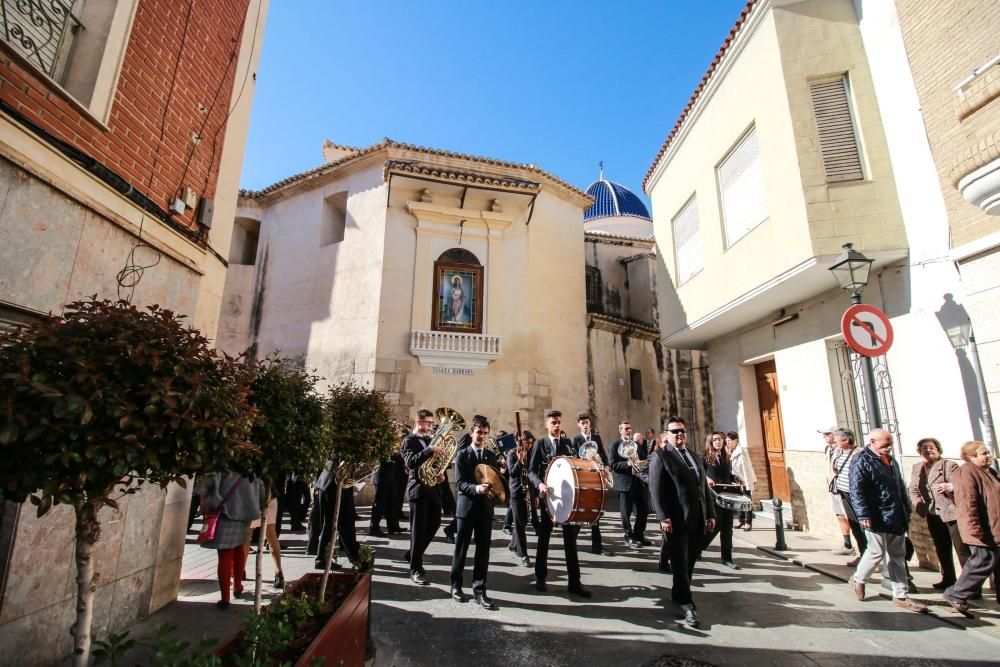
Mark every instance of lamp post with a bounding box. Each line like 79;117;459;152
828;243;883;436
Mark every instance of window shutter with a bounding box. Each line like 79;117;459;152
672;196;702;284
810;76;864;183
718;126;767;246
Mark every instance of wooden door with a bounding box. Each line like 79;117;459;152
755;359;790;502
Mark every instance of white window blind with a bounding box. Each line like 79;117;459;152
718;126;767;246
810;76;865;182
672;196;702;284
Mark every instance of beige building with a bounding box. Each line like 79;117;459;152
0;2;268;663
219;140;711;444
644;0;979;552
891;0;1000;445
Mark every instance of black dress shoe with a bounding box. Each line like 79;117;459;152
443;528;456;544
680;606;699;628
722;561;741;570
568;584;592;598
508;542;517;553
274;572;285;589
534;580;547;592
474;593;497;610
216;600;230;610
932;580;955;590
388;526;403;534
411;571;429;585
636;537;652;547
451;587;466;602
520;556;531;567
370;526;387;538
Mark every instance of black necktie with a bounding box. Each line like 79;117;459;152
681;449;698;479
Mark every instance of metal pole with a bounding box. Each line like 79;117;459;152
772;498;787;550
967;334;997;460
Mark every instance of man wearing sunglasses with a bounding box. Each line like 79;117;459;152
648;416;716;628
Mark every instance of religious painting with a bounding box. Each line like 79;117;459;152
432;261;483;334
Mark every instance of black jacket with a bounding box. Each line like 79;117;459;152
454;445;500;519
648;445;715;534
704;453;736;486
401;432;441;501
528;435;573;491
507;449;529;497
849;447;911;535
572;433;608;465
609;438;648;492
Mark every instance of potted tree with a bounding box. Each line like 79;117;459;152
0;299;257;667
243;356;328;611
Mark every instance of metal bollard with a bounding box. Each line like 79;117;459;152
773;498;788;551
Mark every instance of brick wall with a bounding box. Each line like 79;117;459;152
0;0;251;231
894;0;1000;247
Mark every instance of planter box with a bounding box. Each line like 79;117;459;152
216;572;371;667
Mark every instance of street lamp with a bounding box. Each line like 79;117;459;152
828;242;884;444
829;243;874;304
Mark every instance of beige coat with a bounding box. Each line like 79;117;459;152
729;445;757;491
907;458;959;523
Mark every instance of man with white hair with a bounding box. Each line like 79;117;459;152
847;428;927;613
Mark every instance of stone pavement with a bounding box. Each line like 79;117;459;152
113;505;1000;667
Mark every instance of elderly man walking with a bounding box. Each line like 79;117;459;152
848;428;927;613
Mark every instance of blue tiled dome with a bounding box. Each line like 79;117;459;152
584;177;651;222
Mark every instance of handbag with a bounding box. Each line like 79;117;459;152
196;476;243;544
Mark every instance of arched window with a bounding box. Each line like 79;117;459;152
432;248;483;333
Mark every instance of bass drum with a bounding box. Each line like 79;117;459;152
544;455;606;525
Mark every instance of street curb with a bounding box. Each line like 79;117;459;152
751;542;965;630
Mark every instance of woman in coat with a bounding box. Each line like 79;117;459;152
725;431;757;531
907;437;969;589
943;441;1000;618
702;432;738;569
195;471;265;609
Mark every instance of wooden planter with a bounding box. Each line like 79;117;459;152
216;572;371;667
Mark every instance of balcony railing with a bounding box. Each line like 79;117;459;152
1;0;82;80
409;330;502;369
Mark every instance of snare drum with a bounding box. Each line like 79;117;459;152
544;455;607;525
711;489;752;513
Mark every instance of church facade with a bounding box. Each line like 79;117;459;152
219;139;710;440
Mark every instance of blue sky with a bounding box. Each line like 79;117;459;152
240;1;750;200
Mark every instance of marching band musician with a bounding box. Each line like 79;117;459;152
572;412;614;557
402;409;446;586
529;410;592;598
702;431;740;569
442;427;476;544
648;416;716;628
450;415;500;609
610;420;651;549
506;430;535;567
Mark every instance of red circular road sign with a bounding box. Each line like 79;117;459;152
841;304;894;357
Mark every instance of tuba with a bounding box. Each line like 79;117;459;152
620;440;647;477
579;439;614;488
417;407;465;486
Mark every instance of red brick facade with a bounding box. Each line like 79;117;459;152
0;0;251;232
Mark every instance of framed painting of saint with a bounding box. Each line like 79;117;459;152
432;261;483;333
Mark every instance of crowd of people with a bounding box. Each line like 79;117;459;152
188;410;1000;627
823;426;1000;618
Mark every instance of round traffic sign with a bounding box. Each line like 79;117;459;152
841;304;894;357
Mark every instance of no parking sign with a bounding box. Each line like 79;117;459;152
841;304;894;357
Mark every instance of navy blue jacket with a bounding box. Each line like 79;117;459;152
849;447;911;535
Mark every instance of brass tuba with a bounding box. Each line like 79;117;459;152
579;439;614;489
417;407;465;486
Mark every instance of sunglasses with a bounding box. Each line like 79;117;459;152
668;428;687;435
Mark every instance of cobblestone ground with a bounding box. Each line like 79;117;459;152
115;504;1000;667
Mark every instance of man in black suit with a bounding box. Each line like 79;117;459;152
450;415;500;609
648;416;716;628
572;412;613;556
370;449;405;537
401;409;446;585
609;420;651;548
441;430;474;544
506;431;533;567
530;410;591;598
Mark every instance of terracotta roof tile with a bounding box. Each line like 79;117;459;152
642;0;759;193
384;160;541;191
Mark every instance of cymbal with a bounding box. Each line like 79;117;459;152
475;463;508;505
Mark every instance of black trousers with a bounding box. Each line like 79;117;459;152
409;493;442;574
308;487;359;562
737;491;754;526
371;480;402;531
702;508;734;561
535;508;581;585
285;479;310;530
665;529;703;606
838;491;868;554
619;484;648;540
504;503;513;530
451;509;493;594
945;545;1000;604
926;514;962;583
510;494;530;558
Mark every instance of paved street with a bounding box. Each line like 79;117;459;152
111;503;1000;667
